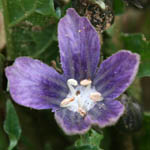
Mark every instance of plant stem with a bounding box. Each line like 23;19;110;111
1;0;13;60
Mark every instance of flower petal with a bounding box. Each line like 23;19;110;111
94;50;140;99
5;57;68;111
87;100;124;128
58;8;100;81
55;108;91;135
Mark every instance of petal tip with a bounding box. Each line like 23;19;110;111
120;49;140;72
87;100;125;128
94;50;140;99
55;111;91;135
5;57;66;111
58;8;100;80
106;104;125;127
120;50;140;81
66;8;77;15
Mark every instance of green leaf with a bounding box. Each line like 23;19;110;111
113;0;125;15
0;0;2;10
133;112;150;150
4;99;22;150
121;33;150;77
0;128;8;150
36;0;60;18
0;54;5;89
68;145;98;150
71;129;104;150
1;0;59;63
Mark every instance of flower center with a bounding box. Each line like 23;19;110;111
60;78;103;117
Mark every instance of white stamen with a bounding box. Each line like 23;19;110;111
78;107;86;117
67;79;78;95
60;97;75;107
80;79;92;86
90;92;103;102
61;78;103;117
77;95;83;108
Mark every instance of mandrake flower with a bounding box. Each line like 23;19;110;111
5;8;140;135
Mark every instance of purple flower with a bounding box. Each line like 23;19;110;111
5;8;140;135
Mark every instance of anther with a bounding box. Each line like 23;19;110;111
60;97;75;107
78;107;86;117
90;92;103;102
78;29;82;33
80;79;92;86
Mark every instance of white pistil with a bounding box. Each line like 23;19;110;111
60;97;75;107
67;79;78;95
90;92;103;102
78;107;86;117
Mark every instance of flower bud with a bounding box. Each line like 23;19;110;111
72;0;114;33
117;94;143;133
